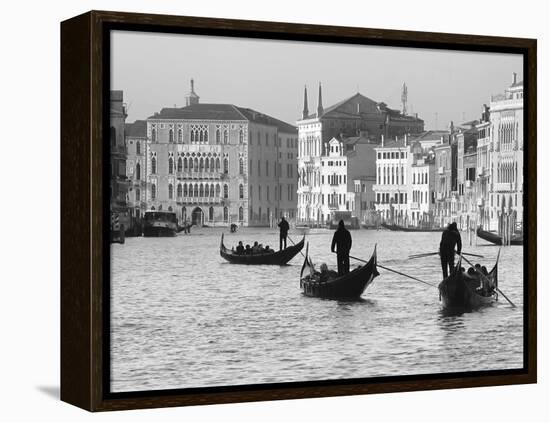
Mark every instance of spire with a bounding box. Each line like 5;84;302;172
401;82;408;115
302;85;309;119
317;82;324;117
185;78;200;107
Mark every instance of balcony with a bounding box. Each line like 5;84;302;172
177;171;225;180
177;196;224;204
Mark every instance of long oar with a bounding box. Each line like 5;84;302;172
409;251;485;260
461;252;516;308
343;253;437;288
287;235;307;259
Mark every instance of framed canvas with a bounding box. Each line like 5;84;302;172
60;10;537;411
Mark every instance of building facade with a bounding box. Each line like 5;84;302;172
487;75;524;234
125;120;148;227
297;84;424;224
109;90;128;221
144;80;298;227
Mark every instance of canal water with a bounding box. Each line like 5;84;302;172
110;227;524;392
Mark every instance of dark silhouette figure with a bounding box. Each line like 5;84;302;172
439;222;462;279
235;241;245;254
331;220;352;276
278;217;290;250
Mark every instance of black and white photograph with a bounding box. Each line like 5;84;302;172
108;29;526;393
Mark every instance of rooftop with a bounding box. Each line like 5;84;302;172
125;120;147;138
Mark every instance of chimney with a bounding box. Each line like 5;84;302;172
513;72;517;85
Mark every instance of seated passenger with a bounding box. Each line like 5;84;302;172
481;265;488;275
251;241;261;254
235;241;245;254
467;267;477;276
264;245;274;253
245;244;252;254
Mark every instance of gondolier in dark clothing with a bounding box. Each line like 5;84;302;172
278;217;290;250
439;222;462;279
331;220;352;276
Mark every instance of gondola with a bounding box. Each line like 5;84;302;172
381;223;441;232
438;250;500;310
476;226;523;246
219;234;305;265
300;244;379;300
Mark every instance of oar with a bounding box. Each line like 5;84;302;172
287;235;307;259
460;252;516;308
342;253;437;288
408;251;485;260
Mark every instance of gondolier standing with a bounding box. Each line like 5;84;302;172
439;222;462;279
278;216;290;250
331;220;352;276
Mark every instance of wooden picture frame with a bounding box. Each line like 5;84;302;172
61;10;537;411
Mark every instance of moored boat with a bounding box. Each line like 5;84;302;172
476;226;523;246
220;234;305;265
438;251;500;310
381;223;441;232
142;210;178;237
300;244;379;300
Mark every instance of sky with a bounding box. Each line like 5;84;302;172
111;30;523;130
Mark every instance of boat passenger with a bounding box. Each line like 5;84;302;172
331;220;352;276
264;245;274;253
251;241;261;254
439;222;462;279
245;244;252;254
236;241;245;254
481;266;488;275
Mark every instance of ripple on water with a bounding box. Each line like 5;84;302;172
110;228;524;392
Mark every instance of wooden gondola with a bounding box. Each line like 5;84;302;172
300;244;379;300
476;226;523;246
381;223;441;232
219;234;305;265
438;251;500;310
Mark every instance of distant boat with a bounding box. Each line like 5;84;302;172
300;244;379;300
219;234;305;265
381;223;440;232
476;226;523;246
142;210;178;237
438;252;500;310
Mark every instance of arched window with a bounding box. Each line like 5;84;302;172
239;184;244;199
239;158;244;175
204;130;208;143
199;130;204;143
204;184;209;198
216;129;221;144
194;184;199;197
216;158;221;171
210;158;215;171
169;128;174;143
210;184;215;197
151;184;156;200
136;141;141;155
223;130;228;144
177;157;183;173
224;184;229;199
194;158;198;171
190;130;195;143
199;157;204;171
223;207;228;222
205;157;209;171
135;162;141;180
168;157;174;174
177;183;182;198
239;206;244;221
151;157;157;174
224;158;229;174
199;183;204;197
239;129;244;144
183;183;188;197
209;206;214;221
215;184;221;197
135;188;140;202
177;128;183;143
168;184;173;199
151;127;156;143
185;157;190;171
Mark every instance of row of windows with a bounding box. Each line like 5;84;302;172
412;172;428;185
324;160;346;167
378;151;407;160
376;192;407;204
377;166;406;185
150;183;231;201
150;156;245;175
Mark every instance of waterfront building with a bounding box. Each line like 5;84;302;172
456;124;479;231
109;90;128;221
486;74;524;234
408;139;437;227
125;120;148;226
372;135;411;224
309;134;378;225
433;129;457;227
297;84;424;223
475;107;491;229
145;80;298;227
